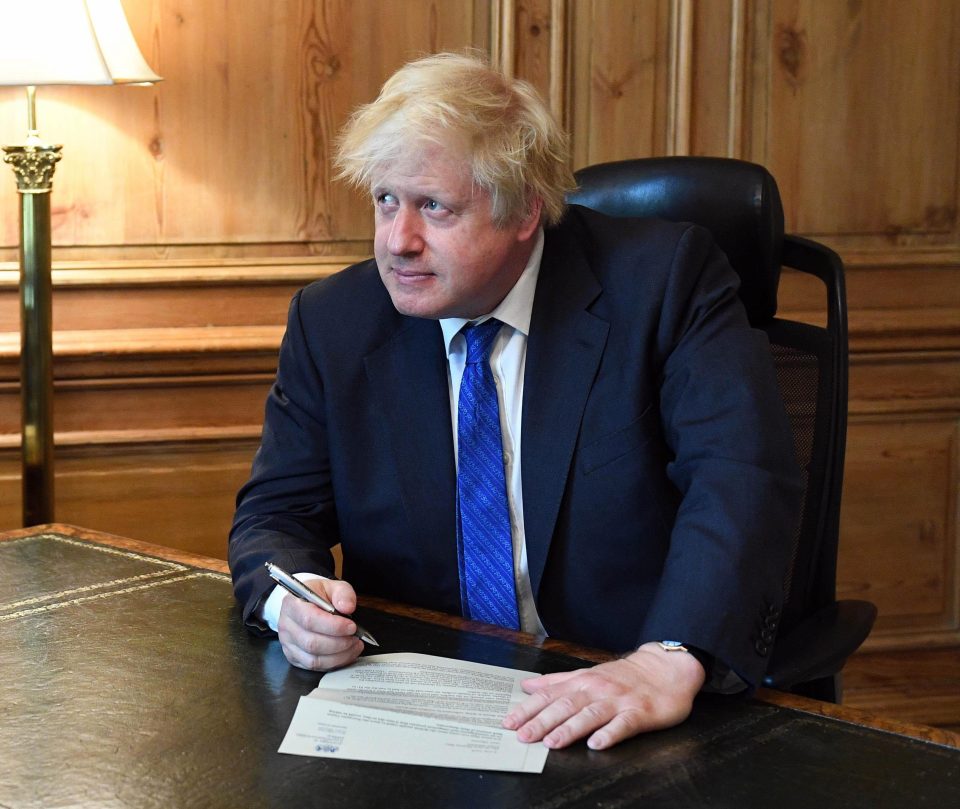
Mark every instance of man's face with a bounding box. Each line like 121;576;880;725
372;143;540;320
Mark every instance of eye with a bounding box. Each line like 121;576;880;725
422;198;451;216
375;192;398;210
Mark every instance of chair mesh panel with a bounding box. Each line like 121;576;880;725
769;342;819;601
765;318;838;632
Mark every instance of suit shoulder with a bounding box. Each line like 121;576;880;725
558;204;710;260
288;258;402;350
298;257;388;311
552;205;718;294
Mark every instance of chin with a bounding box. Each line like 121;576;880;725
386;291;447;320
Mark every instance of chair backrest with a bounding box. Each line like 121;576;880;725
568;157;852;686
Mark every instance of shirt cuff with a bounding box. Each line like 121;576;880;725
258;572;327;632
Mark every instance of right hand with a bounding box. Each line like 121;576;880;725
277;578;365;671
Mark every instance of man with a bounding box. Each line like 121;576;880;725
229;52;802;751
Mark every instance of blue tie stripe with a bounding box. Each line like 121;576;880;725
456;318;520;630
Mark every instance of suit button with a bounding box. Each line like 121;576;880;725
755;639;770;656
761;629;775;644
764;616;778;630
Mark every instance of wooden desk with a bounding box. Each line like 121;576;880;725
2;525;958;809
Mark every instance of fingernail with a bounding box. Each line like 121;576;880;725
587;734;605;750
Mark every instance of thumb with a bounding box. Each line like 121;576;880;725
309;577;357;615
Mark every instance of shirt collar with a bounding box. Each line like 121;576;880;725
439;227;544;355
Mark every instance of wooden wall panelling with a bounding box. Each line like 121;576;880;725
688;0;752;158
0;440;259;560
0;259;352;333
0;0;493;258
566;0;673;167
509;0;568;121
779;254;960;316
842;645;960;731
558;0;747;162
744;0;960;249
848;352;960;418
561;0;727;164
665;0;694;155
506;0;552;105
0;259;341;538
844;351;958;649
838;414;958;648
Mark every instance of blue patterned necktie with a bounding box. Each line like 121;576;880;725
456;318;520;630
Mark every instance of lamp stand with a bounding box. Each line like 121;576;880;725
2;86;61;526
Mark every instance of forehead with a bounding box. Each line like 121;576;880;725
371;141;475;194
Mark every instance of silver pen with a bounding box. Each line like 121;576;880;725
265;561;379;646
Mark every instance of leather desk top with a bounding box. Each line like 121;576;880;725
2;526;958;809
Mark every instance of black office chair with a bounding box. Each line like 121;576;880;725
568;157;876;702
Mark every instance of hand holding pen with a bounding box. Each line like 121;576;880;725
266;561;379;647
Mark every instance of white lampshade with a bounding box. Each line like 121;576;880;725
0;0;161;86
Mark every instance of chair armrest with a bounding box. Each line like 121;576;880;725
762;600;877;690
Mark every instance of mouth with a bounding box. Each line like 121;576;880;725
391;266;435;283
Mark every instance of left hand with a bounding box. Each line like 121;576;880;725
502;641;706;750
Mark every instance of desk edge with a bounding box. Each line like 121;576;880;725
6;523;958;751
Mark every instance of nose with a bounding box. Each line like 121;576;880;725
386;206;424;256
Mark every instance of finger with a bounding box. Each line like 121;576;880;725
504;669;587;729
520;670;578;692
279;614;360;656
279;603;361;652
283;596;358;638
277;609;363;676
513;690;591;743
542;701;621;749
278;601;362;665
313;578;357;616
281;635;364;671
587;709;651;750
502;686;556;730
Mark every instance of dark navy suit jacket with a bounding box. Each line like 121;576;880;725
229;206;803;686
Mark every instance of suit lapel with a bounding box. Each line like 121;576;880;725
522;225;609;597
364;318;459;581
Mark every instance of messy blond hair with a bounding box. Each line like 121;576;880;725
335;52;575;227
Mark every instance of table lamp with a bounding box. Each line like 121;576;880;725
0;0;161;526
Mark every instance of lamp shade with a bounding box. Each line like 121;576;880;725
0;0;161;86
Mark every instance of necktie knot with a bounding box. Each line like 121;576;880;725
462;319;502;365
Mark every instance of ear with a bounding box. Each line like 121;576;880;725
516;196;543;241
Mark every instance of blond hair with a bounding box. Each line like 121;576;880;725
335;52;575;227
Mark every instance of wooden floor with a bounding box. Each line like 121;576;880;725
842;646;960;734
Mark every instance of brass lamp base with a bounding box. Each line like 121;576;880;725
3;140;61;526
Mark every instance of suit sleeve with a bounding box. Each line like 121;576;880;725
228;289;341;634
639;224;804;687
